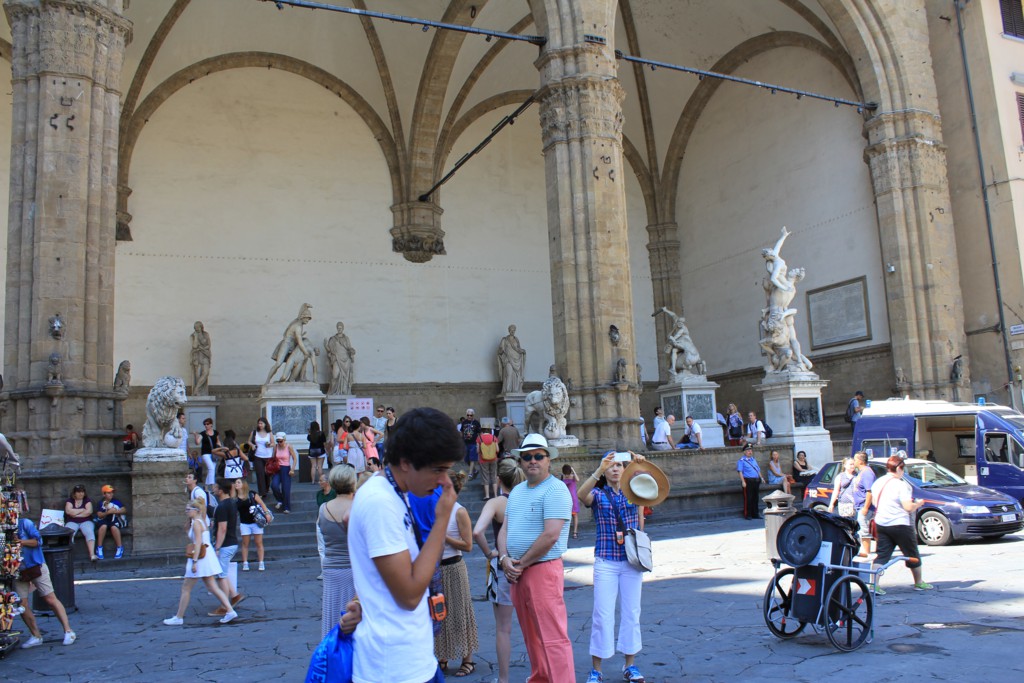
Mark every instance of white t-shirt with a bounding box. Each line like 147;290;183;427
871;474;913;526
253;432;273;459
652;421;672;444
348;474;434;683
747;420;765;440
685;422;702;438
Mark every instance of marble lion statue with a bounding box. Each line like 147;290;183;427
141;376;187;448
524;367;569;439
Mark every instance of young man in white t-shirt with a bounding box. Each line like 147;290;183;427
347;407;461;683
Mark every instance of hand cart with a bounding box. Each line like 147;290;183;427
762;509;906;652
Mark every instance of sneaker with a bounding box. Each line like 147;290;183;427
872;585;886;596
114;547;124;559
914;582;934;591
316;573;323;580
62;631;76;646
231;594;246;607
162;616;183;626
585;670;603;683
96;547;104;560
258;562;265;571
275;503;282;511
242;562;250;571
219;610;238;624
623;665;645;682
208;606;228;617
21;635;43;649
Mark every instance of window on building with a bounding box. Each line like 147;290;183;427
1017;93;1024;144
1002;0;1024;38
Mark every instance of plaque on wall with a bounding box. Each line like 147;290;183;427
270;404;318;437
806;276;871;350
793;398;821;428
662;395;683;420
684;393;714;421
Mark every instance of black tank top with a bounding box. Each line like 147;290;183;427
490;492;510;544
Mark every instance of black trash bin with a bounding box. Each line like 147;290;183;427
32;524;76;614
777;510;858;623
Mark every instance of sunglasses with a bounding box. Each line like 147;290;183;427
520;453;547;462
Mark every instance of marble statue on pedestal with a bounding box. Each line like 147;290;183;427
759;227;813;373
266;303;318;384
325;322;356;395
524;365;569;439
654;307;706;382
142;376;187;448
497;324;526;394
190;321;211;396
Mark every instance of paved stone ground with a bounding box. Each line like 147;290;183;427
2;515;1022;682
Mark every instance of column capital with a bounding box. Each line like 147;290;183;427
537;76;624;151
390;201;446;263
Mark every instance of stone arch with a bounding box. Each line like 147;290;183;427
118;52;402;239
660;31;857;223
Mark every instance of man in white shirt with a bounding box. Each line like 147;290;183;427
682;416;703;450
348;407;461;683
651;415;676;450
746;412;765;445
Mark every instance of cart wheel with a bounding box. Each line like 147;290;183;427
824;574;873;651
763;567;807;639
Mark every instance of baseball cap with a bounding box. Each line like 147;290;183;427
102;485;115;493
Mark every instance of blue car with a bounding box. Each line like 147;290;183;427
803;458;1023;546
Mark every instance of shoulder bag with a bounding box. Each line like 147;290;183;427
18;563;43;582
265;452;281;476
250;492;270;528
601;487;653;573
185;542;208;559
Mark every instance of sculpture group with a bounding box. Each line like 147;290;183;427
654;306;705;382
759;227;813;373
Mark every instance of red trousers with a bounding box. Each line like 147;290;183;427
511;559;575;683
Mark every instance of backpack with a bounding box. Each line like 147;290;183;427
762;421;773;439
844;399;857;424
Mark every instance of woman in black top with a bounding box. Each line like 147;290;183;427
307;421;327;484
195;418;220;490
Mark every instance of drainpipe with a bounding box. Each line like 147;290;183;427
955;0;1017;408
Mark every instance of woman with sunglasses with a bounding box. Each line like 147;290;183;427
270;432;298;513
862;454;932;593
163;499;237;625
64;484;97;561
577;451;648;683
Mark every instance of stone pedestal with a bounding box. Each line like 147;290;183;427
755;372;833;469
492;393;527;431
324;395;359;427
130;448;188;558
656;377;724;448
260;383;325;446
184;396;218;435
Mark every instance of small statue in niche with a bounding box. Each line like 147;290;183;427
47;352;63;384
49;313;64;340
895;366;909;387
608;325;621;347
113;360;131;395
615;357;628;383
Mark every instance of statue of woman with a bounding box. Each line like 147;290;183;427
190;322;211;395
325;322;356;395
497;324;526;394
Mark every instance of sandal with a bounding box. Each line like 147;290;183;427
572;532;579;539
438;661;448;673
454;662;476;677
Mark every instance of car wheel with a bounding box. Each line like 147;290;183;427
916;510;952;546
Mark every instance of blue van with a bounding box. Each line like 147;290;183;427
851;399;1024;504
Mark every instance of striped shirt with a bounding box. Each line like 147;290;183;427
505;474;572;562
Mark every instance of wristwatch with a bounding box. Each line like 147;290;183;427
498;554;508;566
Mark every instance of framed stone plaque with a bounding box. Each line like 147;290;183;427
662;395;683;420
806;276;871;350
270;403;318;438
793;398;821;428
684;393;714;421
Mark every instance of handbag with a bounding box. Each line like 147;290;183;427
250;493;270;528
185;542;208;559
265;455;281;476
18;563;43;582
601;487;654;573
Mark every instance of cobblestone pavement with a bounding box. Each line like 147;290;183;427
3;516;1022;682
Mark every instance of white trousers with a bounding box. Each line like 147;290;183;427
590;556;643;659
202;453;217;485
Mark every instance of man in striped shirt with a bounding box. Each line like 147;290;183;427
496;433;574;682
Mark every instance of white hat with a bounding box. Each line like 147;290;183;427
275;432;286;440
513;433;559;460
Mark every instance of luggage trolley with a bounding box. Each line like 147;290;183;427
762;509;905;652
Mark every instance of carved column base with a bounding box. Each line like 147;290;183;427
391;201;445;263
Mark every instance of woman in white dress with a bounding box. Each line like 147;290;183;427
345;420;366;473
163;499;237;625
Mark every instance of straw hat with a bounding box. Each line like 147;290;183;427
513;433;559;460
622;460;670;507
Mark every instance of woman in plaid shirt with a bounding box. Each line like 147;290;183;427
577;451;648;683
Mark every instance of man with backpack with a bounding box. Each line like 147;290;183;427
846;390;865;426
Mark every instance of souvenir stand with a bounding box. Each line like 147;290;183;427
0;463;22;656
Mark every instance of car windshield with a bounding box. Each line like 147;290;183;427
903;461;966;487
992;409;1024;430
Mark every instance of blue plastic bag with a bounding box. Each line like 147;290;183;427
305;619;354;683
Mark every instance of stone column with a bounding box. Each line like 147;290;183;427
535;35;642;449
2;0;132;467
864;109;968;399
646;222;683;383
